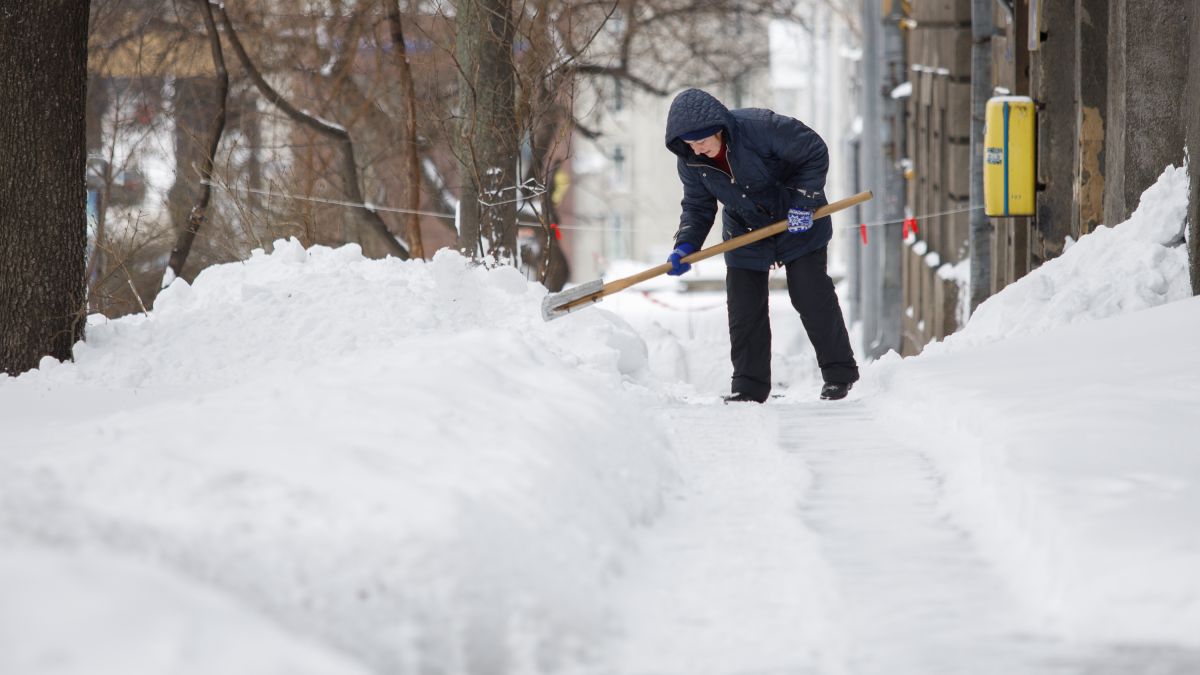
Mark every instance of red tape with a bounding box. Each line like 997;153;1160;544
860;223;868;245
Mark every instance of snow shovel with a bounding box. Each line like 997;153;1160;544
541;190;873;321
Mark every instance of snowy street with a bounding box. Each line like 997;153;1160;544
2;166;1198;674
8;0;1200;672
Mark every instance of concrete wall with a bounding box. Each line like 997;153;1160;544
1074;0;1107;237
1103;0;1189;226
900;0;972;354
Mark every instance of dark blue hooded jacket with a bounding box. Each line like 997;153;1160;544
665;88;832;271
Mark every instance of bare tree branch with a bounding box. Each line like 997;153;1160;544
214;1;410;259
572;63;669;96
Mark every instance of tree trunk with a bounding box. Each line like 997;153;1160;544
455;0;519;263
524;88;571;291
0;1;90;375
166;0;229;286
387;1;426;260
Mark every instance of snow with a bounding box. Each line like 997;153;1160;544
859;163;1200;648
3;161;1199;672
868;295;1200;646
3;243;672;673
0;547;371;675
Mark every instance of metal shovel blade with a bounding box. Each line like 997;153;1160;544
541;279;605;321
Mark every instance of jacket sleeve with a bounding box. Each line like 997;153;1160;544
767;112;829;209
674;157;717;249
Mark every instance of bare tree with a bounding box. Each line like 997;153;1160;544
1;1;91;375
86;0;227;316
165;0;229;285
78;0;823;307
214;3;410;260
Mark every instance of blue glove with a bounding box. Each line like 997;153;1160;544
667;242;696;276
787;207;814;233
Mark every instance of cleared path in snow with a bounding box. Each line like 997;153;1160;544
603;399;1199;675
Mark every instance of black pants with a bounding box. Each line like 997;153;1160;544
726;247;859;400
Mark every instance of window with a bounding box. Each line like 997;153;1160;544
611;145;628;191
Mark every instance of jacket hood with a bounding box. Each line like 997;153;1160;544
665;88;735;158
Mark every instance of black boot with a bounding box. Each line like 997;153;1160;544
820;382;853;401
723;391;767;404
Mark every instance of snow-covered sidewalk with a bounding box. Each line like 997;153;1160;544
604;402;844;674
605;398;1200;675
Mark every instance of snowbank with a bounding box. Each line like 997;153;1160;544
0;545;371;675
936;165;1191;352
60;240;653;389
872;298;1200;644
1;242;674;673
869;163;1200;645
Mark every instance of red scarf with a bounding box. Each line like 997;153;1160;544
712;137;731;175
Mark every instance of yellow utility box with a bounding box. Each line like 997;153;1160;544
984;96;1036;217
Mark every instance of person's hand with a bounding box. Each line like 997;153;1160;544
787;207;814;233
667;242;696;276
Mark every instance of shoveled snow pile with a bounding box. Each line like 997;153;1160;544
59;240;653;389
0;242;673;674
938;164;1191;351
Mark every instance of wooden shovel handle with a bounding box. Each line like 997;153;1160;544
590;190;874;300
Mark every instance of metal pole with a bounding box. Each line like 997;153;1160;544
845;135;862;325
859;0;883;356
969;0;995;311
879;3;906;356
858;0;905;359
